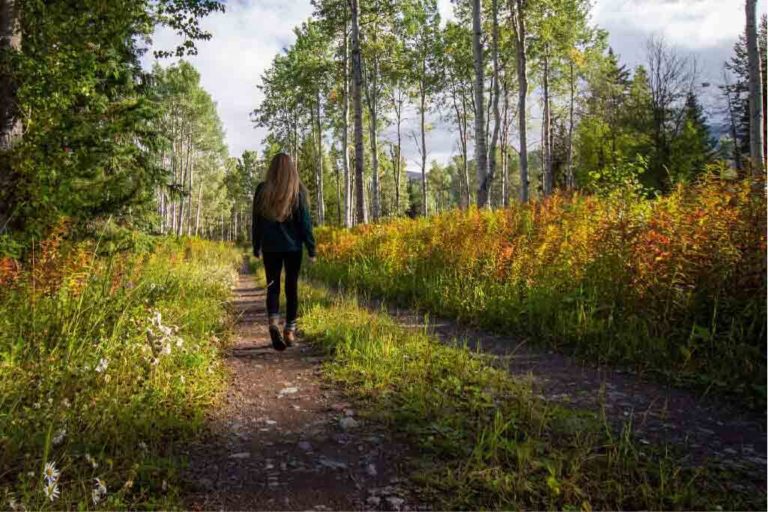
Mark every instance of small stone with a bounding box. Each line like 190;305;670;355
298;441;313;451
229;452;250;459
279;387;299;396
386;496;405;510
339;417;359;430
265;419;277;425
366;463;378;477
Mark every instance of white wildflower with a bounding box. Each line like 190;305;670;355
43;462;59;483
175;336;184;348
180;375;185;384
138;441;147;451
91;489;101;505
43;482;60;502
85;453;98;469
32;402;40;410
161;343;172;356
62;398;71;408
52;429;66;446
161;479;167;492
94;477;107;498
95;358;109;373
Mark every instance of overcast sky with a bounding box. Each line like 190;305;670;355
141;0;766;171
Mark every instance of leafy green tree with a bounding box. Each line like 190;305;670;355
0;0;223;238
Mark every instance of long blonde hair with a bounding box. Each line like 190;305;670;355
257;153;303;222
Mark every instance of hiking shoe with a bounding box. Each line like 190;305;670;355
269;324;287;351
283;329;296;347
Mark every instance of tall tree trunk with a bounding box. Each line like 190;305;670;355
746;0;765;174
335;153;342;224
510;0;529;202
393;88;403;215
420;84;428;215
542;49;553;195
501;75;510;207
342;10;352;227
472;0;489;207
566;59;576;189
487;0;501;208
350;0;367;223
315;92;325;225
194;183;202;236
365;49;381;220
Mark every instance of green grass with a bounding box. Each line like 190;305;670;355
0;237;241;510
300;281;765;510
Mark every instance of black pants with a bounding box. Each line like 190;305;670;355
262;251;303;328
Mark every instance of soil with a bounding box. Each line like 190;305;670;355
182;268;415;511
375;299;766;484
181;265;765;510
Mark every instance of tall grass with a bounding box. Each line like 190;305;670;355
300;283;764;510
0;232;240;509
307;177;767;405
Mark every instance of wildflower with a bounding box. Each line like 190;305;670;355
85;453;98;469
43;462;59;483
91;489;101;505
95;358;109;373
62;398;71;408
32;402;41;410
138;441;148;451
161;479;168;492
52;429;66;446
94;477;107;497
43;481;60;502
175;336;184;348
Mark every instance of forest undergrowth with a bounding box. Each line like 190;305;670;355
307;177;767;407
0;228;240;510
300;281;765;510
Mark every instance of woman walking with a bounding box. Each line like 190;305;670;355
252;153;316;351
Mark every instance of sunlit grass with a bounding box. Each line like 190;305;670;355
0;236;241;510
307;177;767;406
300;281;765;510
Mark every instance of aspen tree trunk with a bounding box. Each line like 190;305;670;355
487;0;501;208
566;59;576;189
501;76;510;207
420;83;428;215
194;183;202;236
472;0;489;207
342;14;352;227
746;0;765;174
542;50;553;196
315;93;325;225
510;0;529;202
350;0;367;223
393;90;403;214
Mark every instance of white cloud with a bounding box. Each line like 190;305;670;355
141;0;314;157
592;0;763;50
142;0;761;171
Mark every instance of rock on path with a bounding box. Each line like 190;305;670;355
182;266;413;511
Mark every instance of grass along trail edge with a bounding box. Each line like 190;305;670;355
299;280;766;510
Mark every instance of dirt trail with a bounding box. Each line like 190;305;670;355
182;268;413;511
378;300;766;480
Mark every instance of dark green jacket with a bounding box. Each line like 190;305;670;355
251;183;316;257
